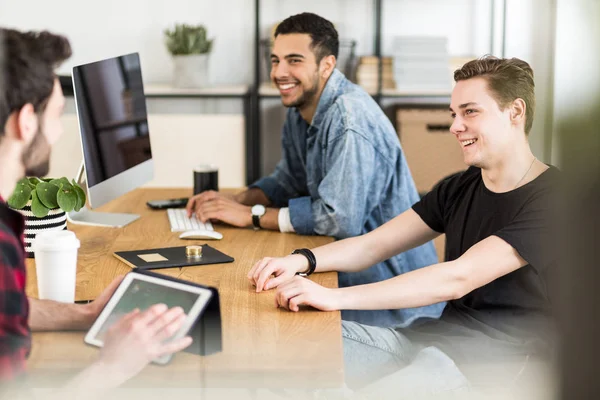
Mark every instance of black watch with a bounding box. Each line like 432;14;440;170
251;204;266;230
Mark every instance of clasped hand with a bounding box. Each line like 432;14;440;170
247;255;340;312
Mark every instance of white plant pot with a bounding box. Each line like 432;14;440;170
14;201;67;258
172;54;210;88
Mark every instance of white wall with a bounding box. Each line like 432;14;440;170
381;0;491;56
503;0;556;162
0;0;254;86
1;0;495;85
2;0;557;167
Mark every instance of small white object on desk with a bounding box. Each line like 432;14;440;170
179;230;223;240
33;230;80;303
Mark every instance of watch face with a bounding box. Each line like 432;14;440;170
252;204;266;216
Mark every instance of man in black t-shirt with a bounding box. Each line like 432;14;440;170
248;56;557;395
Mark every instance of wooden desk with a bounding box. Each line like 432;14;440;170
25;188;342;389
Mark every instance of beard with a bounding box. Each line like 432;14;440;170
22;128;51;177
280;73;320;109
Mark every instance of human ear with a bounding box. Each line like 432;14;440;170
320;55;336;78
510;98;526;124
16;103;39;144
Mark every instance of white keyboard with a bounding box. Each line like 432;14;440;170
167;208;214;232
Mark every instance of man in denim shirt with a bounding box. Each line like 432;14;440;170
186;12;442;327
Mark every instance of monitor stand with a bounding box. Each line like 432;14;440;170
66;163;140;228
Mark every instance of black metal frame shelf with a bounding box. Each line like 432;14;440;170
250;0;504;182
59;0;505;187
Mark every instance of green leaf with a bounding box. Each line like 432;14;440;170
31;190;49;218
49;178;72;190
71;179;87;211
19;177;35;190
57;184;77;212
28;176;43;187
7;182;32;209
36;182;59;209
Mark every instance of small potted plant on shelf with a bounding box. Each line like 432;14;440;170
7;177;86;258
164;23;214;88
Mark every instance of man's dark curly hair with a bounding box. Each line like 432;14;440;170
274;13;339;64
0;28;72;135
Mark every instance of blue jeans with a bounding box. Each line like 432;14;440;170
342;321;470;398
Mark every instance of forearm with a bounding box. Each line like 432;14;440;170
334;235;529;311
29;297;94;331
257;208;280;231
336;261;463;310
310;234;381;273
235;188;271;206
310;209;439;274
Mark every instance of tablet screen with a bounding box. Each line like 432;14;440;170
90;274;209;343
84;272;214;364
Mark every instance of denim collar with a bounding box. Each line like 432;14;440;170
306;69;345;135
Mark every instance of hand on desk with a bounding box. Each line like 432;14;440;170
248;254;309;292
275;276;341;312
186;190;252;228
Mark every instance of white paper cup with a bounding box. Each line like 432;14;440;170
33;230;80;303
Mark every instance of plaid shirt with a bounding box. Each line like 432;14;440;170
0;196;30;382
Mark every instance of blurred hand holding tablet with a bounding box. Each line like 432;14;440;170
84;271;213;364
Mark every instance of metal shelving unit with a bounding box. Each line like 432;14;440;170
60;0;505;186
250;1;505;180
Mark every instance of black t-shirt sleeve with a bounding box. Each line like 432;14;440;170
494;188;555;273
412;172;463;233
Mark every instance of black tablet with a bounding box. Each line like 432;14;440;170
84;272;212;364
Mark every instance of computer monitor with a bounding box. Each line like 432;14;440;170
68;52;154;227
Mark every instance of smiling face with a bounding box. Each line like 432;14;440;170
270;33;327;110
449;77;520;168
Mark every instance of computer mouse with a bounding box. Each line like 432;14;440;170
179;230;223;240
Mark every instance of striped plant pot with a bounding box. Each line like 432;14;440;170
17;203;67;258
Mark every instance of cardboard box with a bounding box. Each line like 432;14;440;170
396;108;466;194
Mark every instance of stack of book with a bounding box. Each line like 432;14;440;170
355;56;395;93
390;36;452;93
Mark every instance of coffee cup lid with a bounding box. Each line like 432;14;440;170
34;230;81;252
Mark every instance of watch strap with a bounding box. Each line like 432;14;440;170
252;214;261;229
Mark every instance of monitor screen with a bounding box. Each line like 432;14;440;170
72;53;154;209
72;53;151;188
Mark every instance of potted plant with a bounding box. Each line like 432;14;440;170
164;23;214;88
7;177;86;258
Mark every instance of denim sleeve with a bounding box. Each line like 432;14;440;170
249;116;306;208
289;129;386;238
